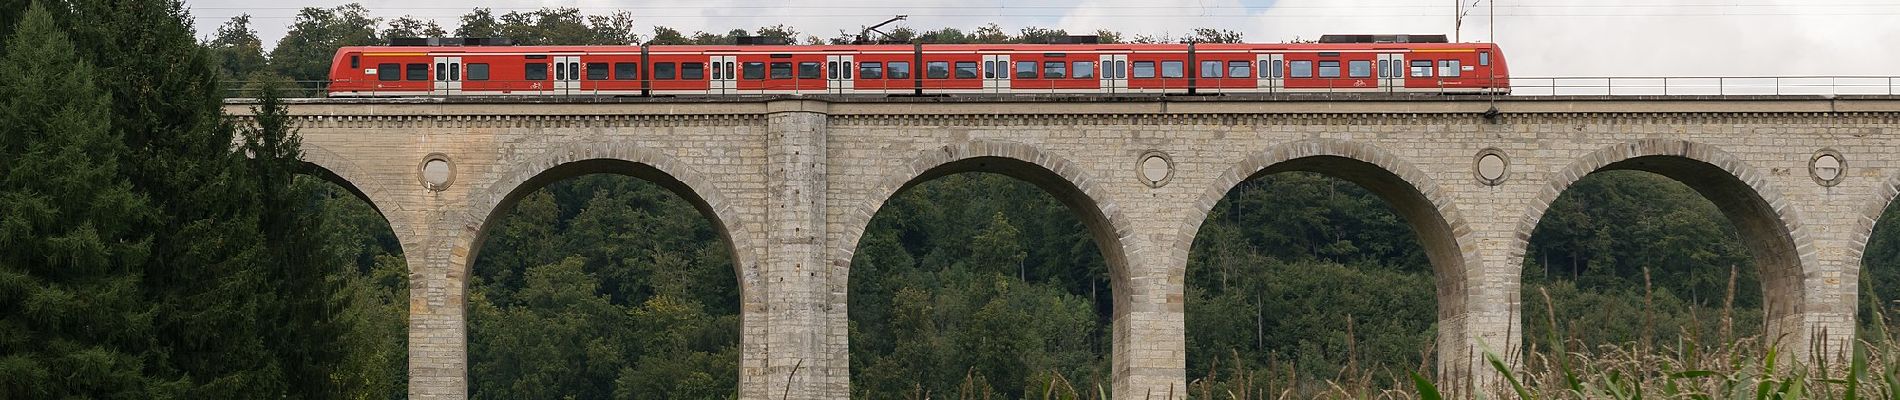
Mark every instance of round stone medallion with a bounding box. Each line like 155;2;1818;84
419;153;455;191
1810;149;1845;187
1138;150;1174;188
1473;148;1509;186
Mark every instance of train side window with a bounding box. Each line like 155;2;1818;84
1200;60;1222;78
743;62;766;79
682;62;705;79
1132;61;1155;78
860;62;883;79
983;61;995;78
377;63;399;81
1113;60;1126;78
1410;60;1433;77
654;62;676;80
1073;61;1094;79
1479;51;1490;66
711;62;722;80
1289;60;1313;78
435;62;446;81
406;63;428;81
843;62;852;79
1227;60;1250;78
449;63;460;81
953;61;976;79
725;62;735;79
586;63;608;80
614;63;638;80
828;61;839;79
1043;61;1066;79
350;55;359;69
1378;60;1390;78
768;62;792;79
467;63;489;81
526;63;548;80
887;61;911;79
1318;61;1341;78
1160;61;1184;78
924;61;948;79
798;62;821;79
1015;61;1036;79
1439;60;1461;77
1348;60;1371;78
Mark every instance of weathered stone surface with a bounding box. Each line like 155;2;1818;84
222;96;1900;399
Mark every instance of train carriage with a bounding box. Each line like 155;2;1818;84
327;34;1509;97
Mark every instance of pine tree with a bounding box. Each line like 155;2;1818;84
0;3;156;398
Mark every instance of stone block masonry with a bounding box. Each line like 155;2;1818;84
222;95;1900;399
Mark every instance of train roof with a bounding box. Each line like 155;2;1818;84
339;41;1500;54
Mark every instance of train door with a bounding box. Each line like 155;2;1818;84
1099;54;1127;93
553;55;580;95
826;55;854;94
432;56;462;95
709;55;737;94
1377;53;1405;92
982;54;1011;93
1256;53;1283;92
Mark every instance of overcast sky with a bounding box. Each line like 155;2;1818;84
183;0;1900;78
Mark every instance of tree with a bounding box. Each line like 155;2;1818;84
1184;28;1243;43
270;4;380;84
383;15;446;39
648;26;689;45
0;4;156;397
585;11;640;44
455;8;500;38
205;15;269;85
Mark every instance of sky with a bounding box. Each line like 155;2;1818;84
183;0;1900;79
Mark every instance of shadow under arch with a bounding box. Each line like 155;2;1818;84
1175;138;1479;379
831;140;1141;392
1513;139;1815;349
298;143;399;218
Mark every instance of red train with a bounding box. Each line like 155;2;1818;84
327;34;1508;97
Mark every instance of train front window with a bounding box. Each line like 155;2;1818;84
743;62;765;79
1073;61;1094;79
526;63;548;80
615;63;638;80
1200;60;1222;78
1042;61;1065;79
406;63;428;81
1132;61;1155;78
925;61;949;79
1160;61;1184;78
682;62;705;80
655;63;676;80
467;63;489;81
860;62;883;79
954;62;978;79
377;63;399;81
1348;60;1371;78
1015;61;1036;79
1289;60;1313;78
798;62;821;79
887;61;911;79
1318;61;1340;78
1411;60;1432;77
586;63;608;80
1228;61;1250;78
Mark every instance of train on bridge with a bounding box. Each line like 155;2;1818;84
326;34;1509;97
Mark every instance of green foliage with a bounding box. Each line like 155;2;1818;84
270;4;380;83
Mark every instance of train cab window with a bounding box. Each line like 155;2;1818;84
467;63;489;81
1479;51;1490;66
586;63;608;80
614;63;638;80
406;63;428;81
954;61;977;79
1132;61;1155;78
1015;61;1037;79
1410;60;1433;77
526;63;548;80
1318;61;1341;78
1227;61;1251;78
1043;61;1066;79
1200;60;1222;78
654;62;676;80
1160;61;1184;78
1073;61;1095;79
1289;60;1313;78
1439;60;1461;77
798;62;821;79
887;61;911;79
769;62;792;79
743;62;765;79
925;61;949;79
682;62;705;79
1348;60;1371;78
350;55;359;69
377;63;399;81
860;62;883;79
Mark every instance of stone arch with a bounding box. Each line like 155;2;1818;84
1844;167;1900;328
1512;139;1817;350
1175;138;1480;380
298;143;398;217
830;139;1144;393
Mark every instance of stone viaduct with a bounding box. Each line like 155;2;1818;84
223;95;1900;399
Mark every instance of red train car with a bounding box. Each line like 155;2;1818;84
327;34;1508;97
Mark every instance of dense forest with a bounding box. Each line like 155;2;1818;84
8;1;1900;398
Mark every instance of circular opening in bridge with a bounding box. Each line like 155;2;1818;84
420;154;454;191
1139;151;1174;188
1811;150;1845;187
1475;148;1509;186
